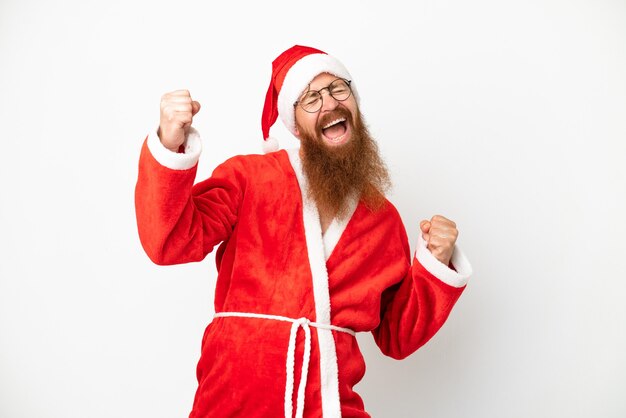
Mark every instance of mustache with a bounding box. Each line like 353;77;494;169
316;106;353;133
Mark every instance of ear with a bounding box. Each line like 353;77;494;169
293;113;302;139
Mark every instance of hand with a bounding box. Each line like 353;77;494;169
158;90;201;152
420;215;458;266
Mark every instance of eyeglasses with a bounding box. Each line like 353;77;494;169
294;78;353;113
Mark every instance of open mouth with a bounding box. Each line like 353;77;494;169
321;117;349;144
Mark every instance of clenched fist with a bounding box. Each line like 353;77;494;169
158;90;201;152
420;215;458;266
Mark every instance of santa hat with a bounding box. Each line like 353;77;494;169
261;45;360;153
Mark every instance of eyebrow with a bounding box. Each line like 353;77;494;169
309;78;342;91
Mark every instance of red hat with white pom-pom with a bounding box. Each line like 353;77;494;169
261;45;360;153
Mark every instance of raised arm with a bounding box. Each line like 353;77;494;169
372;216;472;359
134;90;244;266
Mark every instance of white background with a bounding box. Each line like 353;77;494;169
1;0;625;417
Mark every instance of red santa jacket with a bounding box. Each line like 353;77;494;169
135;128;472;418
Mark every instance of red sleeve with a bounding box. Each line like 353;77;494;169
134;138;244;265
371;248;466;360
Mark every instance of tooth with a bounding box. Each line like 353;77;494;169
323;118;346;129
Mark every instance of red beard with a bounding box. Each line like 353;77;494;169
297;106;391;219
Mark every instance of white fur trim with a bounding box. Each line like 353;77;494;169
416;232;472;288
286;149;343;418
146;126;202;170
262;135;280;153
323;197;358;261
277;53;359;135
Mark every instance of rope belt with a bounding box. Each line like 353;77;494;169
213;311;356;418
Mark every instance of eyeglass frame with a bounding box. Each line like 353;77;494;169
293;78;353;113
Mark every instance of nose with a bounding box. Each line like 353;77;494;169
319;89;339;112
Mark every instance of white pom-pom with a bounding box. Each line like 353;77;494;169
262;136;279;154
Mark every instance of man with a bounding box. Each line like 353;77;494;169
135;45;472;418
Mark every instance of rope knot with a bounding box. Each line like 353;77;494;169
296;317;311;326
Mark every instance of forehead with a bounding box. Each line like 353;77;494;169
307;72;340;90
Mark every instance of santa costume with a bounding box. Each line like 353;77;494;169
135;45;472;418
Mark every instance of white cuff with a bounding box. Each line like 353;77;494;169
415;232;472;288
146;126;202;170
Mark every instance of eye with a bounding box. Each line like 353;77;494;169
302;92;320;106
330;81;348;93
330;80;351;100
